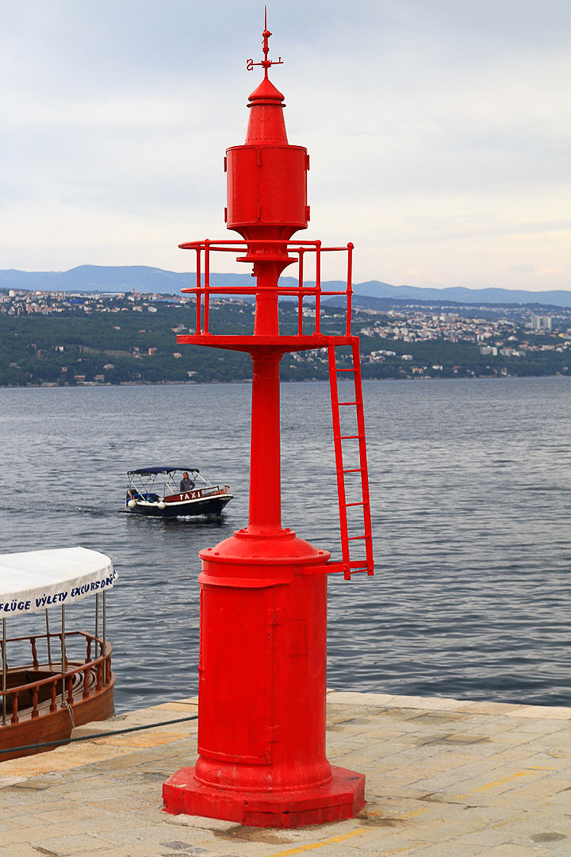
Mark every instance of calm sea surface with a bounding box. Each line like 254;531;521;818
0;377;569;712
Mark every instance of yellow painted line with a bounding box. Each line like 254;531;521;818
267;827;367;856
401;807;429;819
454;766;554;798
326;828;369;844
268;844;324;857
267;806;433;856
472;771;531;792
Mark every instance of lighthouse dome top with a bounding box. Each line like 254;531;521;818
248;76;285;106
243;17;288;145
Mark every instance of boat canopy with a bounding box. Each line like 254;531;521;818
0;547;116;617
127;466;200;476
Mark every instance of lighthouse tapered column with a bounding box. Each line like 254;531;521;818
249;351;281;533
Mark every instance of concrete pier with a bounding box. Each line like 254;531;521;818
0;690;569;856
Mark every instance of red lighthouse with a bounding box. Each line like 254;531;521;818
163;17;373;828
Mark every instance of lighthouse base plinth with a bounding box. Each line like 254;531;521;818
162;765;365;828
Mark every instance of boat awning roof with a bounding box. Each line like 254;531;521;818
127;466;199;475
0;547;116;617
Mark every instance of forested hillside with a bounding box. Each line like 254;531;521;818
1;291;570;385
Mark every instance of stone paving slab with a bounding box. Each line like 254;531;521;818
0;690;569;856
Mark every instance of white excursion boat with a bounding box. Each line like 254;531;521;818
125;466;233;518
0;547;117;762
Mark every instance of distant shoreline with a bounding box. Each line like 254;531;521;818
1;373;570;391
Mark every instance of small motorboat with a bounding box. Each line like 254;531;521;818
0;546;117;762
125;466;233;518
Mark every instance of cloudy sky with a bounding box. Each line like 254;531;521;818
1;0;570;291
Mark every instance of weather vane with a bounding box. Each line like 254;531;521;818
246;7;283;76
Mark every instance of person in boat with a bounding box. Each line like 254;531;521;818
179;472;195;492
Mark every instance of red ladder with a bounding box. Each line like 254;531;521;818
327;339;374;580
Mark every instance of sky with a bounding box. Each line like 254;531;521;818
1;0;570;292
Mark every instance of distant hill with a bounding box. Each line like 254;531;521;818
354;281;571;309
0;266;200;293
1;265;570;308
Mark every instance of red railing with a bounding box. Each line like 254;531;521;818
1;631;112;727
176;239;373;580
178;239;354;339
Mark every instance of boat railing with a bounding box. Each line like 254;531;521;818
199;485;231;498
165;484;231;501
0;630;112;727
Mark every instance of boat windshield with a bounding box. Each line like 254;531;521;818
126;469;211;500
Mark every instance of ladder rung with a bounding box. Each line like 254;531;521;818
328;341;374;579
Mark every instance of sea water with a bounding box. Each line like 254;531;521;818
0;377;569;712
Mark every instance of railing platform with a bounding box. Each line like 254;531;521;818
176;332;356;353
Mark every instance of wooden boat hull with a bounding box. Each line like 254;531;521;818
0;673;115;763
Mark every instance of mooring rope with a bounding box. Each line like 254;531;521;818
0;713;198;756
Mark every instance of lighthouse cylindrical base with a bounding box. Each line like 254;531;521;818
162;530;366;827
163;764;365;828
